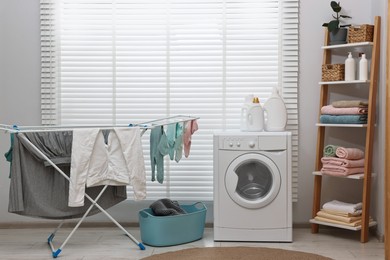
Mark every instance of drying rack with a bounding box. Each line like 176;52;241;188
0;115;198;258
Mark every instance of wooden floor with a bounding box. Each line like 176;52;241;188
0;227;384;259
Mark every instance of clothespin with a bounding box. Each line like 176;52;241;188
12;125;19;132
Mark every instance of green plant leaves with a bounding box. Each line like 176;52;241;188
328;20;340;32
330;1;341;13
322;1;351;31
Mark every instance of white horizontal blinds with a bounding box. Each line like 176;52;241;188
40;0;58;125
41;0;299;201
153;1;223;200
116;1;168;122
58;0;117;125
224;0;299;201
113;1;223;200
224;0;279;128
114;1;170;199
280;0;299;202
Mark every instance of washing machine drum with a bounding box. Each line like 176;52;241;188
225;153;281;209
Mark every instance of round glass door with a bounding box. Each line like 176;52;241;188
225;153;281;209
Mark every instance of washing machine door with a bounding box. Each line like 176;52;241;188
225;153;281;209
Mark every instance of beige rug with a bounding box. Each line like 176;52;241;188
141;246;333;260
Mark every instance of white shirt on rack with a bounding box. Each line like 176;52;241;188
69;127;146;207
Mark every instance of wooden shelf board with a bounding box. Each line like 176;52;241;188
309;219;377;231
316;123;367;128
312;171;365;179
319;80;370;85
321;42;373;49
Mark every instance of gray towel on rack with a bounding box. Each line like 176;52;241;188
150;199;186;216
8;132;127;219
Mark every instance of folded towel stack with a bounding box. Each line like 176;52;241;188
314;200;373;228
319;100;368;124
321;145;365;176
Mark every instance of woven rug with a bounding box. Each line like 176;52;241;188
141;246;333;260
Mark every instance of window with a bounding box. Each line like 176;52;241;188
40;0;299;201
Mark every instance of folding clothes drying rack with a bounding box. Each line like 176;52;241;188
0;115;198;258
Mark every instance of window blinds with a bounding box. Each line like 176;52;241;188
40;0;299;201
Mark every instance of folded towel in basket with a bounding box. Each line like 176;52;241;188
150;198;186;216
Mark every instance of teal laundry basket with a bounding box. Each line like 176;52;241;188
138;202;207;247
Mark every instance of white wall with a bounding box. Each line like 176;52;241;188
0;0;42;223
0;0;387;237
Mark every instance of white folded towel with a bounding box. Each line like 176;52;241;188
322;200;362;214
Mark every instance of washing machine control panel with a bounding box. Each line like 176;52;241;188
220;136;259;150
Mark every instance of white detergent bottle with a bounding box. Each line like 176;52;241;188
263;88;287;132
345;52;356;81
240;94;254;131
359;53;368;81
246;97;264;132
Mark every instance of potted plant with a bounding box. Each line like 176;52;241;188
322;1;352;45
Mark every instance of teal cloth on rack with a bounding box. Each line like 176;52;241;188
319;114;367;124
323;144;339;157
4;133;14;178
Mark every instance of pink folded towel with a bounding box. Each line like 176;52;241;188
321;105;368;115
321;165;365;176
321;157;365;168
335;147;364;160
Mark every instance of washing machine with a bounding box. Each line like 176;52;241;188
213;131;292;242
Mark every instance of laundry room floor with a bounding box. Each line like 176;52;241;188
0;227;383;259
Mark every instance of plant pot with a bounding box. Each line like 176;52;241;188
329;28;348;45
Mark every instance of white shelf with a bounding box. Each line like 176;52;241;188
312;171;364;180
310;219;377;231
316;123;367;128
321;42;373;49
319;80;370;85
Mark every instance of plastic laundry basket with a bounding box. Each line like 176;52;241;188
138;202;207;247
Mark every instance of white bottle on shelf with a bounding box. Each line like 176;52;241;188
345;52;355;81
359;53;368;81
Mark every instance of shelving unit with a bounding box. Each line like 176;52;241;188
310;16;381;243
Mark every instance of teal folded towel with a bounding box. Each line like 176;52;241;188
320;115;367;124
324;145;339;157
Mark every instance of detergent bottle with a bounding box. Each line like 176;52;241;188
263;88;287;131
240;94;254;131
241;96;264;132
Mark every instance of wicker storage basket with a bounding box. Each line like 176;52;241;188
348;24;374;43
322;64;345;81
